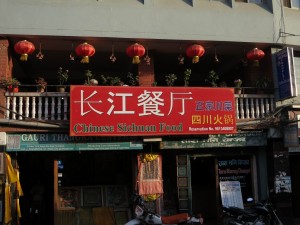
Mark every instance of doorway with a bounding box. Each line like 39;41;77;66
16;150;134;225
17;152;54;225
190;157;218;224
290;154;300;218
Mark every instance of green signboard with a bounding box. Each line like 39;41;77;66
6;134;143;151
160;131;267;149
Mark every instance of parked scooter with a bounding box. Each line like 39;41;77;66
222;198;284;225
125;194;204;225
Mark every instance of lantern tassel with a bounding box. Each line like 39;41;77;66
81;56;89;63
132;56;140;64
253;60;259;67
192;56;199;64
20;54;28;61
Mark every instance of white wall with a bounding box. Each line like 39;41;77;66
0;0;275;43
294;56;300;93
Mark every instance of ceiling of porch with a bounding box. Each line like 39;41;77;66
6;35;274;89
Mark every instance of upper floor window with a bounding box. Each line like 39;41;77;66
249;0;263;3
235;0;263;3
283;0;300;8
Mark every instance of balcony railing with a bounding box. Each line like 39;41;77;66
235;93;275;120
4;91;276;122
4;92;70;121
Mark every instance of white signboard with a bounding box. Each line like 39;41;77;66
275;47;297;100
0;132;6;145
220;181;244;209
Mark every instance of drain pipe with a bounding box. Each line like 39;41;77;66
0;119;69;129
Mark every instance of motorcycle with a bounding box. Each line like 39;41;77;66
125;194;204;225
222;198;284;225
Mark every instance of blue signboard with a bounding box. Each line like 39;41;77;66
275;47;297;100
6;133;143;151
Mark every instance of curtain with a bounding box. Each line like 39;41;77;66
136;154;163;199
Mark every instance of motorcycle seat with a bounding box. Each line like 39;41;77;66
161;213;189;224
223;206;257;217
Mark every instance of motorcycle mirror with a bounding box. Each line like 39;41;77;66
247;197;254;202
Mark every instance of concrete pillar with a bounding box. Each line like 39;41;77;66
138;52;155;87
0;39;12;79
0;39;12;119
270;140;293;224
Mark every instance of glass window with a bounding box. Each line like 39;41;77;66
235;0;263;3
291;0;300;8
249;0;263;3
282;0;291;7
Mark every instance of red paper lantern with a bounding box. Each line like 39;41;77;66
246;48;265;66
14;40;35;61
126;43;145;64
75;42;95;63
186;44;205;63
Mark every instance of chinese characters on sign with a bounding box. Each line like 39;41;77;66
70;86;236;136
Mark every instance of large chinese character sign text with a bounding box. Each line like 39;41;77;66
70;86;236;136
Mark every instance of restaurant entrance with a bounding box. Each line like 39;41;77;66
15;150;135;225
191;157;218;223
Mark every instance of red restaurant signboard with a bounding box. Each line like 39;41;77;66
70;86;236;136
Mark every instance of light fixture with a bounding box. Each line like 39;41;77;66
241;48;248;67
143;137;162;142
109;44;117;63
178;54;184;65
69;43;75;61
178;44;185;65
214;46;219;63
126;43;145;64
246;48;265;67
75;42;95;63
14;40;35;61
143;46;151;65
36;42;44;60
186;44;205;63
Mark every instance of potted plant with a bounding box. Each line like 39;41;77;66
165;73;177;86
205;70;219;87
99;74;123;86
0;77;21;92
35;77;47;92
234;79;242;94
57;67;69;92
84;70;98;86
127;72;139;86
255;76;271;94
108;76;122;86
183;68;192;87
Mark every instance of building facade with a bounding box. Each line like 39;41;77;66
0;0;300;225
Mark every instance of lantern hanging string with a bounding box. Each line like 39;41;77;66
69;43;75;61
36;42;44;60
110;44;117;63
178;43;184;65
144;46;151;65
